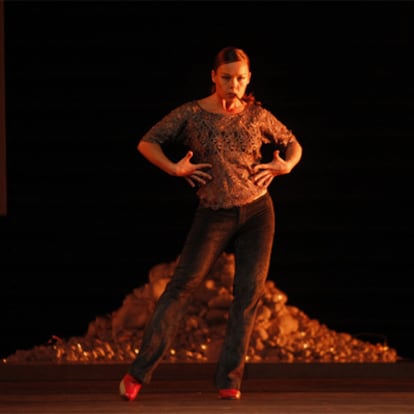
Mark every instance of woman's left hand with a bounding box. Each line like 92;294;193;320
251;150;293;187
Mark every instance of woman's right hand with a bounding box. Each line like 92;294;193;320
176;151;213;188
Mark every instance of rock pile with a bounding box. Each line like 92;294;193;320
3;252;398;364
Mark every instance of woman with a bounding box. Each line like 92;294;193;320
119;46;303;401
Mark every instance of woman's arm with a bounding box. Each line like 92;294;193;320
137;140;213;187
251;139;303;188
137;140;178;176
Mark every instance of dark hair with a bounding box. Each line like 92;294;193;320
212;46;251;72
211;46;261;106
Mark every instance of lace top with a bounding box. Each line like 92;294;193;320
140;100;297;210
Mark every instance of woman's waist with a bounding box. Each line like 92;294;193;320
197;185;268;210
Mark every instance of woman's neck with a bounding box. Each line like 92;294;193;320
199;94;246;114
220;97;244;113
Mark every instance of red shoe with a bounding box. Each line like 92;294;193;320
218;388;241;400
119;373;142;401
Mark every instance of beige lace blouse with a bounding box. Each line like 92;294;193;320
140;100;297;210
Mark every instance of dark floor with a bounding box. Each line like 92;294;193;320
1;362;413;413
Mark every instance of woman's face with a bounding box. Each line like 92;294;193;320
212;61;251;102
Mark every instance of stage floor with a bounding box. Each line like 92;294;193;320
1;362;413;413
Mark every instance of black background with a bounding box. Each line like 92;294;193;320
1;1;414;361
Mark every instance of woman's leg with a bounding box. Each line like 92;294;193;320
129;206;239;384
215;193;275;390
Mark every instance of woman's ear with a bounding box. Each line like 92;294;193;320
211;70;216;84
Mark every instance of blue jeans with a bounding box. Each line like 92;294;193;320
129;192;275;390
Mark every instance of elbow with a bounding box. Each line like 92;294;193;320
137;140;146;155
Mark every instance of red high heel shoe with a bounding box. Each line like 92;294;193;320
119;373;142;401
218;388;241;400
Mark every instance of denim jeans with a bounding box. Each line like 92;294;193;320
129;191;275;390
